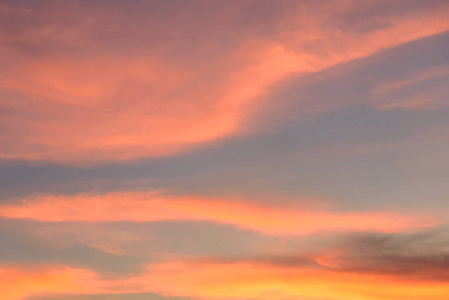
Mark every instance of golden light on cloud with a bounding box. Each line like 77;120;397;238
0;266;100;300
128;260;449;300
4;260;449;300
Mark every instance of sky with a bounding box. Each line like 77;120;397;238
1;0;449;299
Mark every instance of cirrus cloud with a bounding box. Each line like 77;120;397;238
0;191;434;235
1;0;449;164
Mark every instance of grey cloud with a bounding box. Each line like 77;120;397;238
0;219;145;276
210;226;449;281
0;218;298;274
328;227;449;280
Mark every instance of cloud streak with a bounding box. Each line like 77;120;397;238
0;191;434;235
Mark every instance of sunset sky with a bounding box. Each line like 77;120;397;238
1;1;449;299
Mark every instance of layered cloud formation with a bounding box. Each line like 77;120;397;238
1;1;449;300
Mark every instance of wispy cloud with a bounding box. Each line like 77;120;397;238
1;1;448;164
0;191;434;235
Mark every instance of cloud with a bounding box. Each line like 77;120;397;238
0;191;433;235
118;259;449;300
316;227;449;280
1;3;449;300
371;66;449;111
4;227;449;300
0;265;100;300
26;294;194;300
0;219;145;276
6;250;449;300
1;1;449;164
0;218;295;273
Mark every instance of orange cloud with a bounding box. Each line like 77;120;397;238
0;265;100;300
148;260;449;300
0;192;433;235
4;254;449;300
5;237;449;300
1;2;449;164
96;259;449;300
125;260;449;300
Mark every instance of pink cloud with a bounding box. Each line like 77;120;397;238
1;1;448;164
